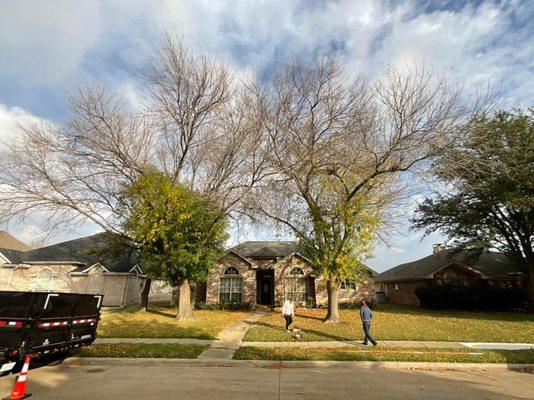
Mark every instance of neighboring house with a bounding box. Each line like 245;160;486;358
205;241;376;307
375;244;526;305
0;232;171;307
0;231;31;251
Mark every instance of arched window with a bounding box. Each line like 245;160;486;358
33;269;56;292
285;267;307;304
219;267;243;302
224;267;240;276
289;267;304;276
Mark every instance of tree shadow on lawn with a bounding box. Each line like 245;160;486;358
147;309;176;319
374;303;534;323
252;321;353;342
293;311;324;321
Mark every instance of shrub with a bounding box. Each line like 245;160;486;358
415;283;527;310
338;298;377;310
305;296;316;309
195;301;252;311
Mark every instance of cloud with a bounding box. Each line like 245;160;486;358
0;103;46;147
0;0;101;85
0;0;531;252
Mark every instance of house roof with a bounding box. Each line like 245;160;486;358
0;233;138;273
228;241;299;259
375;249;522;282
0;231;31;251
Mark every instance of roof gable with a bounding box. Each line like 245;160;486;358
1;233;139;273
229;241;299;259
376;249;522;282
0;231;31;251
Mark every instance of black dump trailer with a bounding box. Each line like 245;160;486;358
0;291;103;376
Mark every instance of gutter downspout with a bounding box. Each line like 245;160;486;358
123;274;131;307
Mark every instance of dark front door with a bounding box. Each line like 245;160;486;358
257;270;274;306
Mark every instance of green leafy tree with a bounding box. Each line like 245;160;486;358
298;191;383;322
123;170;227;320
413;109;534;303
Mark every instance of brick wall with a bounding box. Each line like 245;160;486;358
338;273;376;304
206;253;256;305
0;263;150;307
384;281;423;305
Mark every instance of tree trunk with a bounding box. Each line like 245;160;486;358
140;278;152;311
324;274;340;323
177;278;194;320
527;256;534;305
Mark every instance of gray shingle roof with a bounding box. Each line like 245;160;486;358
0;231;31;251
376;249;522;282
0;233;138;273
229;241;299;258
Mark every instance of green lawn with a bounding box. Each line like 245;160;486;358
97;306;249;339
76;343;206;358
234;347;534;364
244;303;534;343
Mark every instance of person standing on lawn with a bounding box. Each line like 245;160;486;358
282;299;295;332
360;300;377;346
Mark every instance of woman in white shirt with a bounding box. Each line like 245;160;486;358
282;300;295;332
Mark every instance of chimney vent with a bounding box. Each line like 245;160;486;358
433;243;444;254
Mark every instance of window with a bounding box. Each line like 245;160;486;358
219;267;243;302
285;267;307;303
340;279;357;291
32;269;56;292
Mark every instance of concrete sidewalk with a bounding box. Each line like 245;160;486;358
95;338;212;345
242;341;534;350
197;310;267;360
94;337;534;351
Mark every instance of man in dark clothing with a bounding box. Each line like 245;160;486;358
360;300;377;346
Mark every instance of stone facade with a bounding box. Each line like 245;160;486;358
205;249;376;308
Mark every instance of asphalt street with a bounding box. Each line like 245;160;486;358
1;361;533;400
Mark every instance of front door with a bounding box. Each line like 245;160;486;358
257;270;274;306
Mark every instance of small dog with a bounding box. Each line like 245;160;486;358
292;328;304;340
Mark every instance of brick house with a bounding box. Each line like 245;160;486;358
0;232;171;307
375;245;526;305
205;241;376;308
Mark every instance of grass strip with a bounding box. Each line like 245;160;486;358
234;346;534;364
75;343;207;359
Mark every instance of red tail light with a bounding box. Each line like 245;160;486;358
0;320;23;327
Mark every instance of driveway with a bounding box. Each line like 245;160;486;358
0;362;532;400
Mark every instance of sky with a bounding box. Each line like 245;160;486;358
0;0;532;272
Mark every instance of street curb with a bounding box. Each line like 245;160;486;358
62;357;534;372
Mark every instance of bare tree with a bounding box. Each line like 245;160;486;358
251;58;488;322
0;35;265;320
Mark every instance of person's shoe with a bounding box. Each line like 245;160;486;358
362;342;368;345
372;342;378;347
286;329;290;332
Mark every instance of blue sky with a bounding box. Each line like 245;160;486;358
0;0;532;272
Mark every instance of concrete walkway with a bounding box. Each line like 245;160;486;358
197;311;266;360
